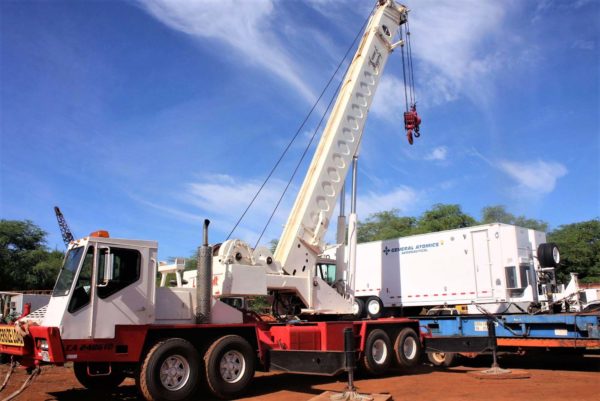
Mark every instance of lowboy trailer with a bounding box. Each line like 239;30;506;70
420;312;600;366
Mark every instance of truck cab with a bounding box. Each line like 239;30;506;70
42;231;157;339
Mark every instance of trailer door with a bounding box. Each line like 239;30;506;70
471;230;493;298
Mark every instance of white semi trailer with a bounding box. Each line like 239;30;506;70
323;223;561;318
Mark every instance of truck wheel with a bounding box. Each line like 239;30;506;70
427;352;456;367
360;329;392;376
204;335;255;399
73;362;126;391
538;243;560;267
352;298;365;319
394;327;421;369
139;338;201;401
366;297;383;319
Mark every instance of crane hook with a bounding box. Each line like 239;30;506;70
403;104;421;145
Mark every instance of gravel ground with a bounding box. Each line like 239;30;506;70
1;353;598;401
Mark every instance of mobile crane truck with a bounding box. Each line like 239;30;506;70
0;2;424;400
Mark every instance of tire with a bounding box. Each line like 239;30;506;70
427;352;456;367
360;329;392;376
366;297;383;319
352;298;365;319
204;335;255;399
73;362;126;391
538;243;560;267
394;327;421;369
139;338;201;401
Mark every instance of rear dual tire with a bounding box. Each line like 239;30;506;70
204;335;255;399
394;327;421;369
360;329;392;375
139;336;255;401
360;327;421;375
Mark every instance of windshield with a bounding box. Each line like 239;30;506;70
52;246;85;296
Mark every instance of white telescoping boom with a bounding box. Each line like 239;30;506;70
212;0;409;314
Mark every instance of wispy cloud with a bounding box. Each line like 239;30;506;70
409;0;514;108
133;173;296;245
424;146;447;161
371;75;406;121
498;160;567;194
138;0;315;103
572;39;595;50
357;185;419;217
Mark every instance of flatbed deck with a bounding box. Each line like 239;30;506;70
418;312;600;353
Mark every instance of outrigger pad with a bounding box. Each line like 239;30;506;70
468;368;531;380
310;391;392;401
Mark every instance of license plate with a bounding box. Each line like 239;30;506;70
0;326;25;346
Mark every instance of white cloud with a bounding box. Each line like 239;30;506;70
572;39;595;50
130;173;297;245
184;174;296;244
424;146;447;161
408;0;514;108
371;75;406;121
357;186;418;217
139;0;315;103
499;160;567;193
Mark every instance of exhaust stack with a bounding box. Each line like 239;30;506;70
196;219;213;323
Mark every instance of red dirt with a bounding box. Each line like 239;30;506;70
1;353;598;401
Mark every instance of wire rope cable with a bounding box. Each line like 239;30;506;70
226;3;377;243
405;20;417;105
399;27;409;111
254;70;345;248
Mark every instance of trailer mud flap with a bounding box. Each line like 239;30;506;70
424;336;493;354
268;350;346;376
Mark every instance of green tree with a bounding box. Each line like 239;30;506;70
481;205;548;231
547;219;600;284
357;210;417;242
0;220;63;290
414;204;477;234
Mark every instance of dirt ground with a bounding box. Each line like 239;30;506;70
1;353;598;401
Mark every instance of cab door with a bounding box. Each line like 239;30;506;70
90;245;154;339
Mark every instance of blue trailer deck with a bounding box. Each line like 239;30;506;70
418;313;600;352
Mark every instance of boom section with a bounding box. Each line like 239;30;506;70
275;1;408;277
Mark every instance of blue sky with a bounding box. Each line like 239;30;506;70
1;0;598;261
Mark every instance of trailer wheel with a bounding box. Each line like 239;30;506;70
366;297;383;319
73;362;126;391
352;298;365;318
538;243;560;267
360;329;392;376
204;335;255;399
427;352;456;367
139;338;201;401
394;327;421;369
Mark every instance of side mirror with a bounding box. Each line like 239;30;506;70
98;247;113;286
